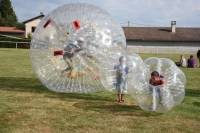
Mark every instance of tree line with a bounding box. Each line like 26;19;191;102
0;0;24;29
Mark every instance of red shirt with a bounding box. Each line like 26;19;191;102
150;79;164;86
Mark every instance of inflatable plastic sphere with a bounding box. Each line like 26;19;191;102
30;3;126;93
104;53;148;94
110;53;147;94
126;53;149;93
129;57;186;113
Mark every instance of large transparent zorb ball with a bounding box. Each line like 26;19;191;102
131;57;186;113
30;3;126;93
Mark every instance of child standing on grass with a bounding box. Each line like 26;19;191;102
149;71;165;111
114;56;129;103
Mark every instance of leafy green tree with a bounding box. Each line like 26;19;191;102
0;0;25;29
0;0;17;22
0;0;2;19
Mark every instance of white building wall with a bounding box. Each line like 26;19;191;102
127;41;200;54
25;19;41;38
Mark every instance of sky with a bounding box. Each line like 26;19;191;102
11;0;200;27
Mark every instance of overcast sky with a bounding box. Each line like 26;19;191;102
12;0;200;27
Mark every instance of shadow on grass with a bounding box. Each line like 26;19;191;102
45;92;114;102
186;89;200;97
0;77;113;102
0;77;163;116
0;77;48;92
73;101;162;117
193;102;200;107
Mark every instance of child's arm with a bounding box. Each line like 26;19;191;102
159;79;165;87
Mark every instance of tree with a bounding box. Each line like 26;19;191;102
0;0;2;18
0;0;17;22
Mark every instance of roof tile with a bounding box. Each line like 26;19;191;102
0;26;25;33
123;27;200;42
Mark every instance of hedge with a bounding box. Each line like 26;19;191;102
0;36;31;48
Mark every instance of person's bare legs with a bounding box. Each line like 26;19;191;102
117;93;121;103
120;94;124;102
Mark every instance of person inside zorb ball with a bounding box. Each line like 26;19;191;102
30;3;126;93
128;57;186;113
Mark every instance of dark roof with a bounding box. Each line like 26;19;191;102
23;14;44;24
0;26;24;33
123;27;200;42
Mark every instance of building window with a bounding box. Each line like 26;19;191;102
31;26;36;32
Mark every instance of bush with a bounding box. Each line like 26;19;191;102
27;33;32;40
0;42;30;48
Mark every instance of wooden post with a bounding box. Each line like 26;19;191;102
16;43;18;48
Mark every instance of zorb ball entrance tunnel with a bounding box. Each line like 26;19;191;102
30;3;186;113
30;3;126;93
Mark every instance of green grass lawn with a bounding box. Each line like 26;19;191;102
0;48;200;133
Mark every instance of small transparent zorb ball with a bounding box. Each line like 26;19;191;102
30;3;126;93
129;57;186;113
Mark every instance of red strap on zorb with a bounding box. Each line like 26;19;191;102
72;20;81;30
54;50;63;56
43;19;51;28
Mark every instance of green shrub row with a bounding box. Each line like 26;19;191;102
0;36;30;48
0;36;30;42
0;42;30;48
